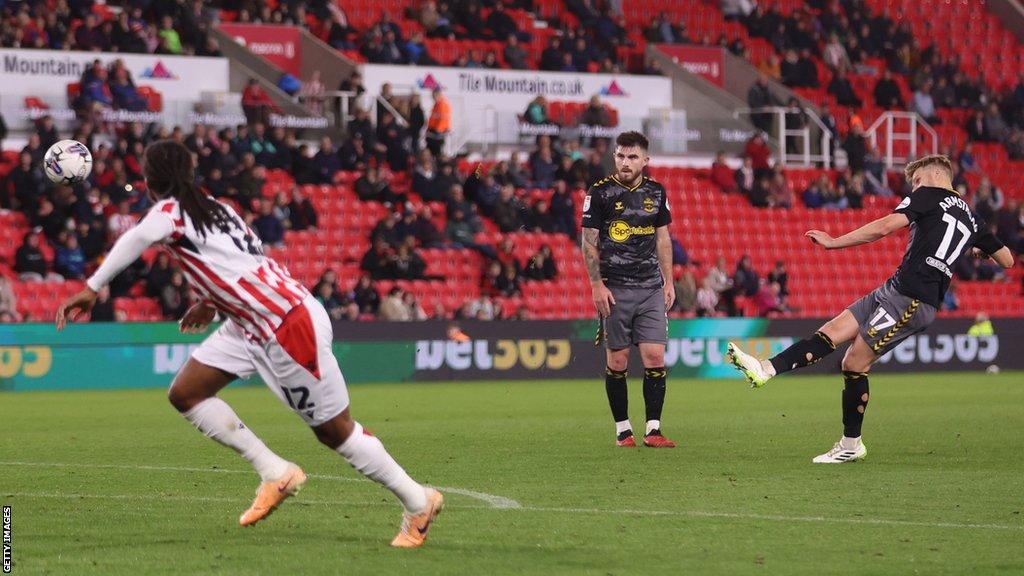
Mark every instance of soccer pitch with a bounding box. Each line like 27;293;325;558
3;373;1023;575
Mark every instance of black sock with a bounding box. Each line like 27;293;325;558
769;331;837;375
605;367;629;425
842;371;870;438
643;367;667;425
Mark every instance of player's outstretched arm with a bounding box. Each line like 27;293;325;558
806;213;909;250
986;246;1014;269
56;210;174;330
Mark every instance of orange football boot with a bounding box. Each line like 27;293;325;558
390;488;444;548
239;464;307;526
643;430;677;448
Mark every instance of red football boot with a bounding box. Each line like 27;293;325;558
616;431;637;447
643;430;677;448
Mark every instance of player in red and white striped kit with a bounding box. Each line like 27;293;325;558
56;140;442;548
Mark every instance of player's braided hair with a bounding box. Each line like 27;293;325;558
143;139;233;238
903;154;952;182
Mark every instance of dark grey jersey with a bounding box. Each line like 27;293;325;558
581;175;671;288
891;186;1004;307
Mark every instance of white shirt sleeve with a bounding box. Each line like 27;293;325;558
86;209;175;292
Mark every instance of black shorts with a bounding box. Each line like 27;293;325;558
602;285;667;350
848;280;937;356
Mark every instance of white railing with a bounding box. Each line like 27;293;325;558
734;106;834;168
865;111;938;169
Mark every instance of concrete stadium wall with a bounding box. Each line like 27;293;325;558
0;319;1017;391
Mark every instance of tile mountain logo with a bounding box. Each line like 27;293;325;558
141;61;177;80
416;73;444;90
598;80;627;96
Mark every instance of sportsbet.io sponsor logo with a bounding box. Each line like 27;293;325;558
415;339;571;371
608;221;654;242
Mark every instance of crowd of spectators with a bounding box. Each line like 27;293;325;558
672;255;791;318
0;1;221;56
741;1;1024;163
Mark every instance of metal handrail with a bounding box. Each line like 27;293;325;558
865;111;938;169
734;106;834;168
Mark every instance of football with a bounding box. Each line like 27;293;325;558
43;139;93;185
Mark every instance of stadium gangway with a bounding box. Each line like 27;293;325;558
864;111;938;170
734;106;834;169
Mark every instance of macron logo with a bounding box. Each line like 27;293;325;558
599;80;627;97
141;61;177;79
417;73;443;90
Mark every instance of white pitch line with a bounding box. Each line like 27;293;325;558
4;491;1021;532
3;461;1021;532
0;460;522;509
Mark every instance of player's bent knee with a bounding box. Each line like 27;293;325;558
312;408;356;449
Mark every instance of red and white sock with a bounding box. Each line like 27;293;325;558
183;397;290;482
336;422;428;514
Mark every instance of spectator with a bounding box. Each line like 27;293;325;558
426;88;451;157
873;69;904;108
531;147;558;188
912;80;939;123
110;66;146;111
0;276;18;322
735;156;755;196
673;269;697;314
15;232;55;282
527;199;556;233
407;93;426;153
493;185;527;232
157;15;182;54
711;151;737;193
768;170;794;208
479;261;502;297
972;178;1004;223
7;152;45;213
504;34;529;69
744;132;772;176
353;274;381;314
758;53;782;81
754;281;786;316
733;255;759;297
540;37;563;71
767;260;789;301
241;79;278;125
983;102;1009;142
579;95;610;127
36;115;59;151
486;3;518;41
403;291;428;320
299;70;326;115
412;206;444;248
464;294;498;320
749;174;771;208
90;286;117;322
958;142;980;173
931;76;956;109
549;180;577;239
55;235;86;280
748;74;781;133
286;186;318;231
523;245;557;281
158;270;189;319
495;263;522;297
696;276;720;317
966;110;989;142
823;33;851;72
385;243;426;279
707;255;736;316
252;198;285;246
380;287;411;321
523;95;549;125
844;124;868;173
315;281;345;320
721;0;756;20
828;73;862;108
145;252;174;297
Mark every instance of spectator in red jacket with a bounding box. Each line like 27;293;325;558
744;132;772;177
710;151;737;193
242;79;278;125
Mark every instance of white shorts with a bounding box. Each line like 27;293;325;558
191;295;350;426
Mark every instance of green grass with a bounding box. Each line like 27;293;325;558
3;373;1023;575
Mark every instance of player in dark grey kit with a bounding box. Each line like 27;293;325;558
581;131;676;448
728;155;1014;463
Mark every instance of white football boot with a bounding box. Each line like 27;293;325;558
726;342;772;388
812;439;868;463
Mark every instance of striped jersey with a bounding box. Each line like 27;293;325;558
151;198;309;342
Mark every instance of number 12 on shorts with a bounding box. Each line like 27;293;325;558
280;385;314;410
